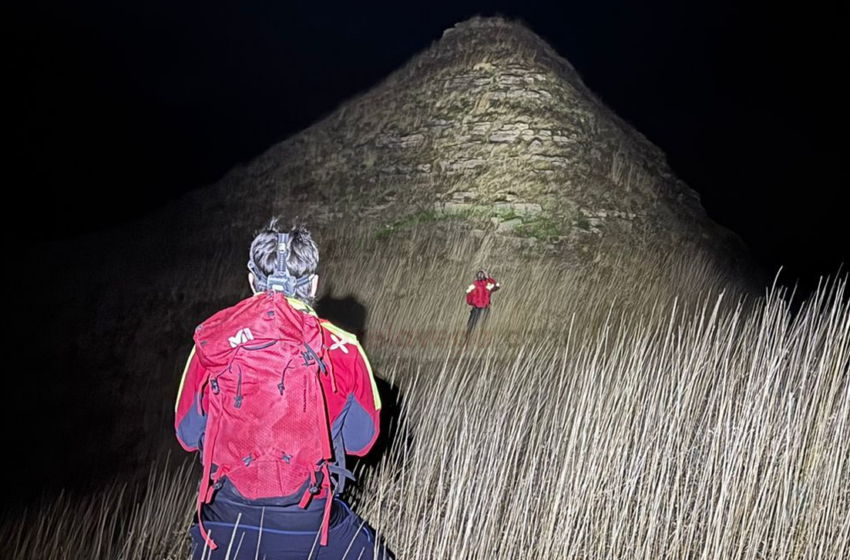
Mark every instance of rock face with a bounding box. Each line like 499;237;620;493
9;17;751;504
189;16;744;262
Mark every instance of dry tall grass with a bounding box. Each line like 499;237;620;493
4;229;847;559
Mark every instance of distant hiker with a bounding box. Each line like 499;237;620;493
175;219;393;559
465;270;500;336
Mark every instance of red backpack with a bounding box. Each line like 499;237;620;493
192;291;337;549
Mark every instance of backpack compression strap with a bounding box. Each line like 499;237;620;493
196;372;224;550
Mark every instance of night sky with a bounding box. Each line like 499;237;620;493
10;0;847;293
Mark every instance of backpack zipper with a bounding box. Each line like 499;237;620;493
278;359;293;395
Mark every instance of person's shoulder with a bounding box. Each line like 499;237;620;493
283;295;318;317
198;294;258;327
320;319;369;356
319;319;360;344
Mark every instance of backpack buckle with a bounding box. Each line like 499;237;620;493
301;351;313;367
302;344;327;374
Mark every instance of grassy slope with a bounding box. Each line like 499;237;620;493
4;231;847;559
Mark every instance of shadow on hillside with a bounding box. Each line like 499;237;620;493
315;287;369;345
4;279;129;511
315;289;406;477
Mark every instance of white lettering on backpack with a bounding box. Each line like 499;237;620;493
229;328;255;348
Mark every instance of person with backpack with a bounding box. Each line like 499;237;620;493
175;220;393;559
465;270;500;337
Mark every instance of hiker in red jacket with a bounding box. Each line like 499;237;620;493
175;220;393;559
465;270;500;336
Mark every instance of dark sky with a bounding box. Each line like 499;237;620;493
10;0;847;292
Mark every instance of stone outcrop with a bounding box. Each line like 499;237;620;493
183;16;745;264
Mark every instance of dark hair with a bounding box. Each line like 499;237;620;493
249;218;319;303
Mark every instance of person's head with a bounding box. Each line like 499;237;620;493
476;270;487;282
247;219;320;304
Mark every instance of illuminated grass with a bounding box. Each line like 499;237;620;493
3;232;847;559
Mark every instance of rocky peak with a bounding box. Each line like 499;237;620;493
187;16;744;266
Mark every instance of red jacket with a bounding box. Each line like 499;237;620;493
466;277;500;308
175;295;381;468
175;293;382;549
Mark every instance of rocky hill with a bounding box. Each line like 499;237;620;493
178;16;745;264
9;16;752;506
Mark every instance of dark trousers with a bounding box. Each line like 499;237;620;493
189;499;394;560
467;306;490;335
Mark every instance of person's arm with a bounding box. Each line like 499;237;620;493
320;321;382;457
340;343;381;456
487;277;501;292
466;283;477;305
174;345;208;452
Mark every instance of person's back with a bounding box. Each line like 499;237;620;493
175;220;392;559
465;270;500;336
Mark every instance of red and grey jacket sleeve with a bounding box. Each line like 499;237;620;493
466;283;477;305
487;277;500;292
174;345;208;452
321;323;381;457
